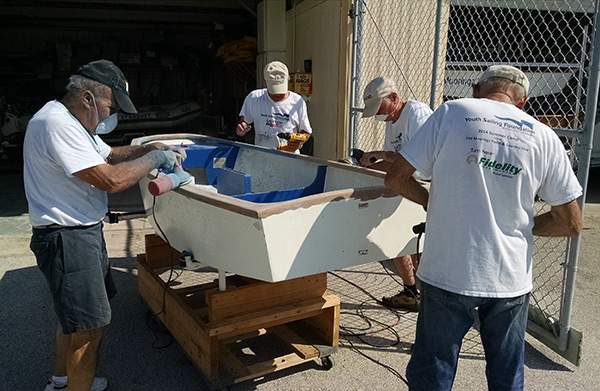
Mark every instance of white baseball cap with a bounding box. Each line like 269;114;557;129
361;77;397;118
264;61;289;94
477;65;529;96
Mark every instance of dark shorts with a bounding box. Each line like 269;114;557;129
30;222;116;334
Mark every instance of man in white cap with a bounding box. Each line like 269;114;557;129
358;76;433;311
359;77;432;169
385;65;582;390
235;61;312;153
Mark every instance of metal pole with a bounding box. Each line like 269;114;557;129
348;0;363;156
429;0;445;109
558;0;600;351
574;25;589;129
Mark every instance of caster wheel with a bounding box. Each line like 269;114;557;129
321;356;334;370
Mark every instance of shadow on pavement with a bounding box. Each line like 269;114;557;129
329;266;574;375
0;257;209;391
0;174;28;217
523;341;572;372
585;167;600;204
0;257;336;391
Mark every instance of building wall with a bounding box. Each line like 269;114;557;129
257;0;287;87
285;0;352;160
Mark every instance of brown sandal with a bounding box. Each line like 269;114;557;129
381;290;420;312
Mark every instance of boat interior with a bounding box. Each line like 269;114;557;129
173;139;383;203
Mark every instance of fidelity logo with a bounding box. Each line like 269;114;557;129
466;154;523;176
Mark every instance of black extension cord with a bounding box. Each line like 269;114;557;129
145;177;184;350
328;271;410;387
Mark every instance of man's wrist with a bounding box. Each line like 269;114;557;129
144;144;160;153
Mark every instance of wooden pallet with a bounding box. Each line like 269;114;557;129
137;234;340;389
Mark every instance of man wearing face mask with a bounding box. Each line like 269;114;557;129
359;77;432;169
358;76;432;311
23;60;185;391
235;61;312;154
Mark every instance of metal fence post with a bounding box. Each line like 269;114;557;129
348;0;363;155
429;0;445;110
558;0;600;352
574;25;590;129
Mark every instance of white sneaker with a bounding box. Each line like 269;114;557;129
43;376;108;391
89;377;109;391
44;377;67;391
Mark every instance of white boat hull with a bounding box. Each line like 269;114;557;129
135;134;426;282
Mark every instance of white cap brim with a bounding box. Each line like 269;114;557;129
361;97;383;118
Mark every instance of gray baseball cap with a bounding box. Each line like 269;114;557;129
477;65;529;96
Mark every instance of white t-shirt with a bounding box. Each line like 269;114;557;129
384;100;432;153
23;100;112;227
239;89;312;150
401;98;582;298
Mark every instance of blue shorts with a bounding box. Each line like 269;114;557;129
30;222;116;334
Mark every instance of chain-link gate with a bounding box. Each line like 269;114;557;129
348;0;600;365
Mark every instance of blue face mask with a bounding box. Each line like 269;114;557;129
89;93;118;135
95;113;118;135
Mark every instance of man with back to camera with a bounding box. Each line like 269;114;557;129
23;59;186;391
384;65;582;390
359;76;432;311
235;61;312;154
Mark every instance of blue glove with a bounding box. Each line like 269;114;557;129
171;146;187;164
172;169;193;187
150;143;187;165
153;150;178;172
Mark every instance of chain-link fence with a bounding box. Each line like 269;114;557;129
349;0;600;364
